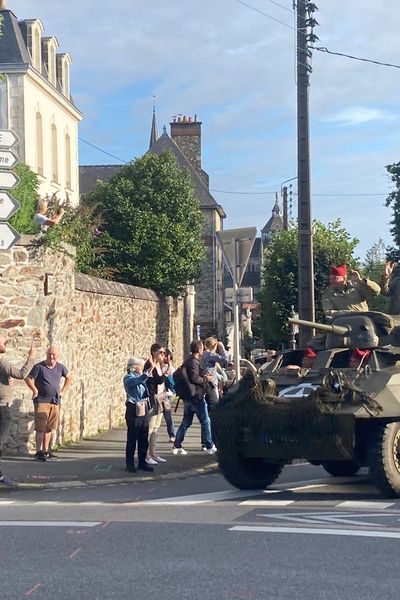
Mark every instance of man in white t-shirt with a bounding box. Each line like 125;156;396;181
34;199;65;231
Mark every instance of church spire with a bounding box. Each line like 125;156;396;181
149;96;158;149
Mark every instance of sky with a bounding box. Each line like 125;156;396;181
8;0;400;258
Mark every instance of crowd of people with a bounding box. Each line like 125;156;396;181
123;337;231;474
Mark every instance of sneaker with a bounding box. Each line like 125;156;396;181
0;475;15;485
205;445;217;454
169;437;176;443
172;447;188;455
154;456;167;463
138;464;154;472
34;451;46;462
44;451;58;459
125;465;137;474
201;446;207;452
145;457;158;465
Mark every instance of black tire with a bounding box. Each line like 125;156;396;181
321;460;361;477
368;422;400;498
218;451;283;490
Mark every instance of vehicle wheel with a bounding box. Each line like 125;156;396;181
321;461;360;477
218;450;283;490
368;422;400;498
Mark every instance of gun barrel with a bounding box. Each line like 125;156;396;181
288;317;350;336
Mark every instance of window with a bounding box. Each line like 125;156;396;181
36;112;43;176
65;133;71;190
34;27;41;71
51;124;58;183
48;45;55;85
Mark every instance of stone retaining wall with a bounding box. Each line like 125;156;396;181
0;237;188;454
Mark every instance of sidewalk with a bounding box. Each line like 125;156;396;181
1;407;219;490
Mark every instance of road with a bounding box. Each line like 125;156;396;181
1;463;400;600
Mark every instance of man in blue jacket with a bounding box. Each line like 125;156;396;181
123;356;155;473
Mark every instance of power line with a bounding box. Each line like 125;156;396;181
265;0;293;13
79;137;129;164
235;0;294;30
312;46;400;70
211;188;387;197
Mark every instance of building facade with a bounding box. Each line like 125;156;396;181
0;3;82;204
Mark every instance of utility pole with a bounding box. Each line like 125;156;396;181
282;186;288;230
296;1;318;346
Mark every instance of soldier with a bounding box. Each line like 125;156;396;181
322;265;381;318
380;261;400;314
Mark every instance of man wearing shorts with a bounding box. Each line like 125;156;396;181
25;346;72;462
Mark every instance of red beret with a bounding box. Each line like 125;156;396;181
330;265;347;277
303;347;317;358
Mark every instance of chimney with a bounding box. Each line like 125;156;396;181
170;114;202;173
0;1;7;10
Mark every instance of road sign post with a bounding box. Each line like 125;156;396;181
0;130;21;251
216;227;257;381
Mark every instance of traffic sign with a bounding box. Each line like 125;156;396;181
0;130;19;149
0;171;20;190
225;287;253;303
0;222;20;250
0;149;19;169
216;227;257;287
0;192;21;220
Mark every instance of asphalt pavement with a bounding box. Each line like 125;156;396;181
0;405;218;490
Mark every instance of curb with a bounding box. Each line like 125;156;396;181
6;461;220;491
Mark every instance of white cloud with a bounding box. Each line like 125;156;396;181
323;107;396;126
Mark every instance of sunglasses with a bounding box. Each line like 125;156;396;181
158;350;165;354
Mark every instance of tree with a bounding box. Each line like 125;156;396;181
385;162;400;261
9;163;40;235
83;151;205;297
260;219;359;348
362;238;389;312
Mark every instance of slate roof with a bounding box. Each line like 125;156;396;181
149;132;225;216
261;198;283;235
79;165;123;196
0;9;31;64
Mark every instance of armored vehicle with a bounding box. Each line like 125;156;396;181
212;311;400;498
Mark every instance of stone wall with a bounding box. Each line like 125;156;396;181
0;237;188;454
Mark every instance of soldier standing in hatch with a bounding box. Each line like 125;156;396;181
322;265;381;318
380;261;400;314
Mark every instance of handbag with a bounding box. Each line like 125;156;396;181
135;401;146;417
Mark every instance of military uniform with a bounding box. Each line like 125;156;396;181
380;268;400;314
322;278;381;317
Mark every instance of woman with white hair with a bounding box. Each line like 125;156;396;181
34;198;65;231
123;355;155;473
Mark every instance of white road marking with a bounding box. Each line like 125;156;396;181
0;501;15;505
229;525;400;539
134;489;271;505
336;501;395;510
240;500;295;507
0;521;101;527
258;511;391;527
286;484;327;492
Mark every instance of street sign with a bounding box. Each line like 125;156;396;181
0;222;20;250
0;149;19;169
0;130;19;149
0;171;20;190
225;287;253;303
0;192;20;220
216;227;257;287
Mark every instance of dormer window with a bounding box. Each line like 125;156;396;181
21;19;44;72
42;37;59;86
56;53;72;99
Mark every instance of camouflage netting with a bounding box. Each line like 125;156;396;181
212;369;381;458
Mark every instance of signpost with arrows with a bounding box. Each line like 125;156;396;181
0;129;20;250
216;227;257;381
